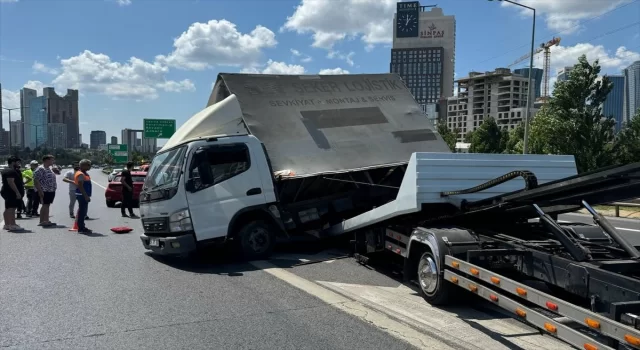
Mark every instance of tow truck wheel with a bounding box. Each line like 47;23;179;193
417;251;454;305
237;220;276;261
106;200;116;208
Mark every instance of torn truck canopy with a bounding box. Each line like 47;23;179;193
191;73;452;178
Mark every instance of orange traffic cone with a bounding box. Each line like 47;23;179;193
69;209;79;231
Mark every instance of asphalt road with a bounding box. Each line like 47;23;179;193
0;169;416;350
2;168;631;349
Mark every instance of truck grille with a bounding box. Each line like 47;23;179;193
142;218;168;233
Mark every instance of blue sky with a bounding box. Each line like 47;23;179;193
1;0;639;145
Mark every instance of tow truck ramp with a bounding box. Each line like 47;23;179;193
444;257;640;350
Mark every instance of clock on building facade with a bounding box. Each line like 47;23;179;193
396;1;419;38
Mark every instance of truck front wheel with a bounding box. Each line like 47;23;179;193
237;220;276;261
417;251;455;305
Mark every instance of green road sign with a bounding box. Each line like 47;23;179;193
143;119;176;139
108;144;129;163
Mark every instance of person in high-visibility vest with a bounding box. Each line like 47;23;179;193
74;159;93;234
22;161;39;217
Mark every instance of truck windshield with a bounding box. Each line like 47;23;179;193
144;146;186;190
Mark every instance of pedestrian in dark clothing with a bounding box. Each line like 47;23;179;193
1;156;25;231
24;160;40;217
120;161;138;218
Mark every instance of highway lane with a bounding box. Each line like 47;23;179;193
0;169;419;350
0;168;587;349
559;212;640;246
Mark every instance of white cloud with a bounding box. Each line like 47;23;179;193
0;0;19;3
500;0;631;34
241;60;306;74
282;0;396;50
52;50;195;100
290;48;313;63
328;51;355;66
32;61;58;75
23;80;45;93
116;0;131;6
156;19;277;70
319;68;350;75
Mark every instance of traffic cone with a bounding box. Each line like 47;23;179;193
69;209;79;231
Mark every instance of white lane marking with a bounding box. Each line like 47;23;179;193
557;220;640;232
91;181;106;190
319;281;571;350
249;259;456;349
249;260;567;349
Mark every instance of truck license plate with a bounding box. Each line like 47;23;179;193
149;238;159;247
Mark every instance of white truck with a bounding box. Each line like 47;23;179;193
140;73;640;350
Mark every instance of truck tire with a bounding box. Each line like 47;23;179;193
417;251;455;305
237;220;276;261
106;200;116;208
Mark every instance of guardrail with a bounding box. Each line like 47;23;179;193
608;202;640;217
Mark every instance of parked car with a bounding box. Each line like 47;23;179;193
105;171;147;208
107;168;123;182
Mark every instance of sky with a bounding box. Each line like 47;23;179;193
1;0;639;146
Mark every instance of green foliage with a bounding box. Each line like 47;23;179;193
437;123;459;152
613;108;640;164
466;117;508;153
504;123;525;154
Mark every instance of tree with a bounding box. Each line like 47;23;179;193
504;122;525;154
613;108;640;164
514;55;616;172
437;123;459;152
466;117;508;153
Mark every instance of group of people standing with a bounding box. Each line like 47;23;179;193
1;155;94;233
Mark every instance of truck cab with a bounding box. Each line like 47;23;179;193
139;134;280;258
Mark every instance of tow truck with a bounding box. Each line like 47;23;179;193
140;73;640;350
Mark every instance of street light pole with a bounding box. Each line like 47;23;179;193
1;106;19;154
488;0;536;154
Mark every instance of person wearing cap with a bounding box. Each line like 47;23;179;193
1;156;25;231
23;160;39;217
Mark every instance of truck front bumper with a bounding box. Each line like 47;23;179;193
140;233;196;255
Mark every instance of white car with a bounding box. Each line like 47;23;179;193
108;168;123;182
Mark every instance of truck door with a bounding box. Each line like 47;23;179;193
185;142;267;241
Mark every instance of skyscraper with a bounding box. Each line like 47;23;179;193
20;88;37;148
391;2;455;118
28;96;48;149
43;88;80;148
110;136;117;145
90;130;107;149
623;61;640;123
598;75;625;132
47;123;67;149
514;68;543;99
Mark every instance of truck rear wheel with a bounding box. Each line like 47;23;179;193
417;251;455;305
237;220;276;261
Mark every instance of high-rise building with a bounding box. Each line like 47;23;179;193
43;88;80;148
623;61;640;123
79;133;82;144
141;137;157;154
557;67;573;82
391;2;455;114
28;96;48;149
47;123;67;149
20;88;37;148
597;75;625;132
121;128;142;155
90;130;107;149
514;68;543;99
10;121;22;147
110;136;117;144
446;68;536;142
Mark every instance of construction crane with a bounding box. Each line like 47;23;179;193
508;37;561;99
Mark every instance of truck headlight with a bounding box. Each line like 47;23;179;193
169;209;193;232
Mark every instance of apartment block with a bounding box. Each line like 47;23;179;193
446;68;537;142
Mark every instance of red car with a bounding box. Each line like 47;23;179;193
105;171;147;208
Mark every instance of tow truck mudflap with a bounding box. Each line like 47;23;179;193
140;233;197;255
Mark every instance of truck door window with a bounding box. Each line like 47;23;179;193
190;143;250;190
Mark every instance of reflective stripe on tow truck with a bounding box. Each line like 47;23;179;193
444;255;640;350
